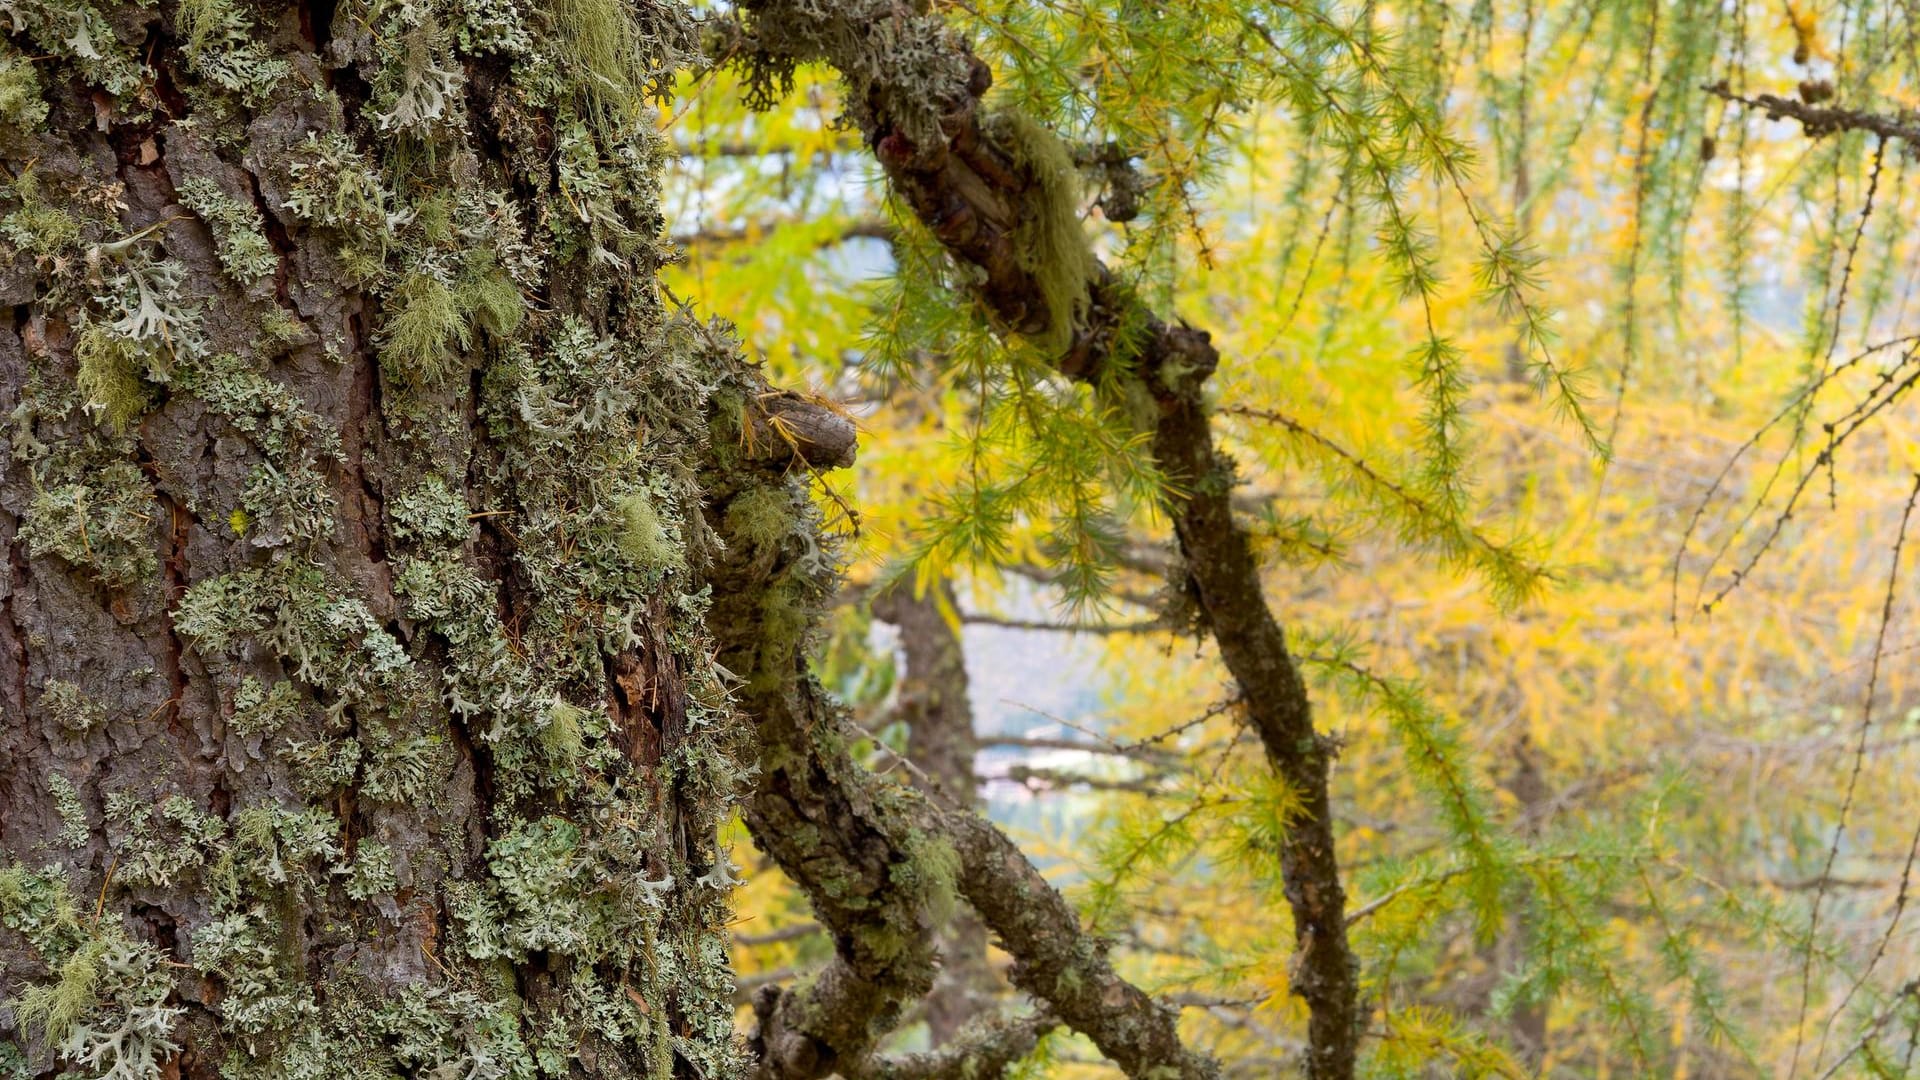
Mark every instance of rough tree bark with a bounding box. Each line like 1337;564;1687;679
0;1;750;1076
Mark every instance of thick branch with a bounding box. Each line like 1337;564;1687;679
700;364;1217;1080
740;392;861;470
727;3;1360;1075
698;365;929;1079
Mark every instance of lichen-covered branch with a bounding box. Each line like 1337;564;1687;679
937;809;1209;1077
697;376;1217;1080
699;382;940;1079
724;2;1362;1075
853;1012;1057;1080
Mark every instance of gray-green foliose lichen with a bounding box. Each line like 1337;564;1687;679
0;0;759;1076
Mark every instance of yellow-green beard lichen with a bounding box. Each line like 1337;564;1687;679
457;250;526;337
14;936;107;1046
986;108;1096;355
379;270;467;386
723;484;799;551
1;171;80;256
550;0;695;128
541;700;588;761
72;325;153;433
377;256;525;389
0;46;47;130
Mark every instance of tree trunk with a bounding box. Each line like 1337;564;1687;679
0;2;746;1078
1500;734;1551;1067
869;579;994;1045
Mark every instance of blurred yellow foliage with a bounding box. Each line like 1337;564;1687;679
666;4;1920;1070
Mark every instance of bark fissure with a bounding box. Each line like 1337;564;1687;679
150;487;192;740
1;536;28;736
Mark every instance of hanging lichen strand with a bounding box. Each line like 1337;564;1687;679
0;0;750;1077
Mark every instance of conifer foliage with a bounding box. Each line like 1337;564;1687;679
3;0;1920;1078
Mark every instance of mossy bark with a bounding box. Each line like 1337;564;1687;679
702;435;1210;1080
0;2;748;1078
